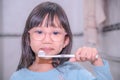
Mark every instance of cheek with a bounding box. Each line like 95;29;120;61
30;39;42;54
54;41;65;54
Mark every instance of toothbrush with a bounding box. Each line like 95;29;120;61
38;50;99;58
38;50;75;58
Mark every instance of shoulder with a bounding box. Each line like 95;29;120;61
10;68;27;80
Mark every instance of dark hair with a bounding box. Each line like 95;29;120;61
17;1;73;70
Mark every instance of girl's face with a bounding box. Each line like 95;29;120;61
29;15;69;57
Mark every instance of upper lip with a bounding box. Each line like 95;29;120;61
40;47;54;51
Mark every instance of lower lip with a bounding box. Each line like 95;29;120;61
41;49;54;54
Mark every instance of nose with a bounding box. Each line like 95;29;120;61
42;33;53;43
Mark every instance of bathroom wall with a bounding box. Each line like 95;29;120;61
100;0;120;80
0;0;3;80
1;0;120;80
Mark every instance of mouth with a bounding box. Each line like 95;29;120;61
39;47;54;54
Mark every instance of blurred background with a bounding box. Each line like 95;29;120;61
0;0;120;80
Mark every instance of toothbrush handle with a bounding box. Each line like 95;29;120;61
58;54;75;58
38;54;75;58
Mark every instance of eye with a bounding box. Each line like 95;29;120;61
53;31;60;35
35;30;43;34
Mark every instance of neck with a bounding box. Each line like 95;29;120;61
29;57;54;72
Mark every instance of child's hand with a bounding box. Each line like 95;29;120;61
69;47;103;66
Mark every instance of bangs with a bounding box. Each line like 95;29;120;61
40;13;62;28
27;1;70;32
29;7;63;29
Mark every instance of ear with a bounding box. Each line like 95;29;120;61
63;37;70;48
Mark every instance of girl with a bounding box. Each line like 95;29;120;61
10;1;112;80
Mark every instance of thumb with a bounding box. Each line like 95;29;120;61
69;57;77;62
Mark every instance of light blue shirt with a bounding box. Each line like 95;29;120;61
10;60;112;80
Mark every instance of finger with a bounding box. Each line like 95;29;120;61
84;47;97;62
91;48;98;63
80;57;87;62
93;48;98;59
79;47;88;61
75;48;82;61
80;47;87;57
85;47;92;60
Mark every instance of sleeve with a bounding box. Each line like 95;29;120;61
92;60;113;80
77;69;96;80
